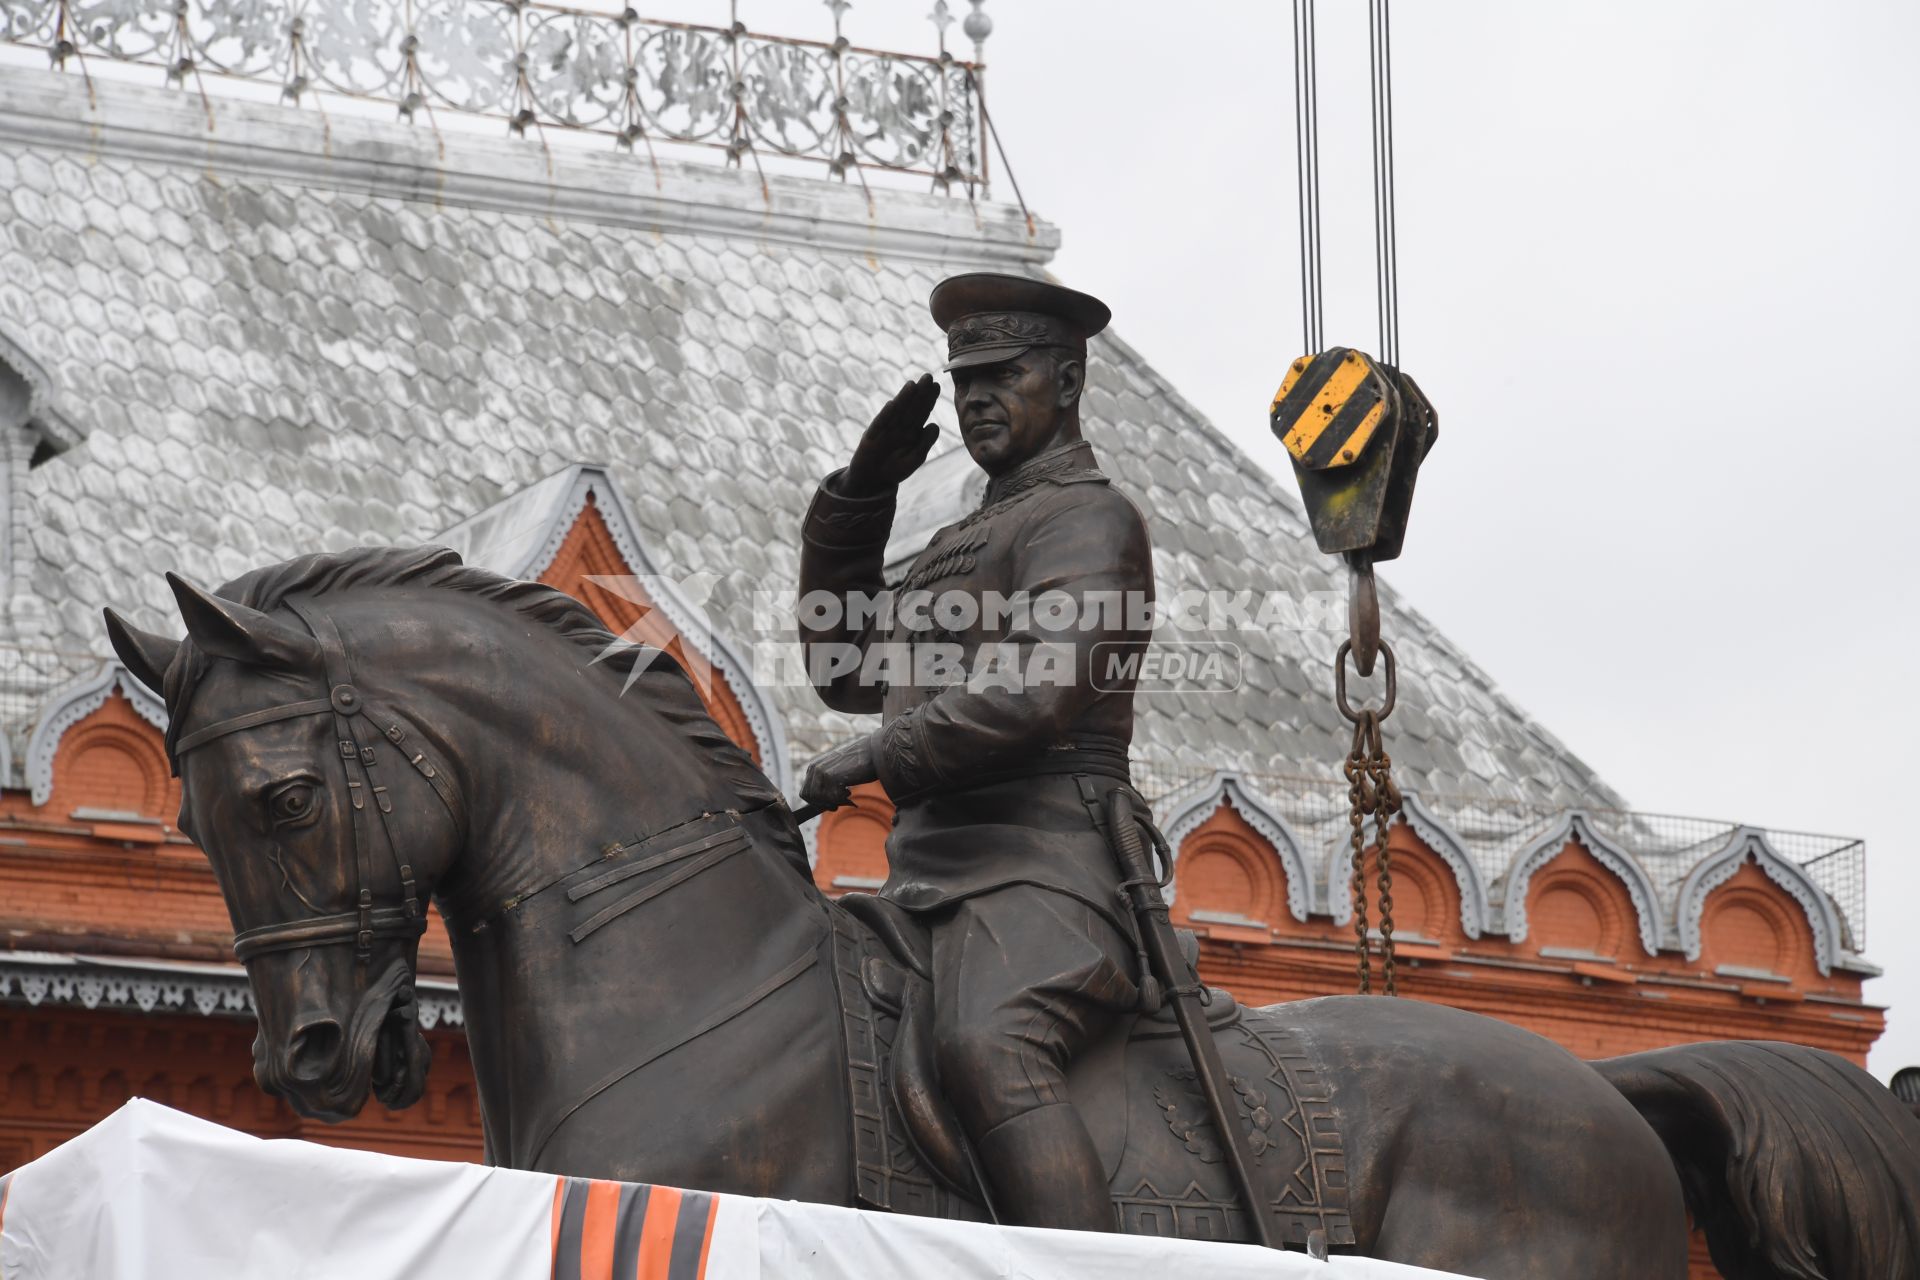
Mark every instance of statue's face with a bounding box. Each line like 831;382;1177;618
951;350;1083;475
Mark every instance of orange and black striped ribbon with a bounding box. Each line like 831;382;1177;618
550;1176;720;1280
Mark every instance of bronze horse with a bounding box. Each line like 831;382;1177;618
105;547;1920;1279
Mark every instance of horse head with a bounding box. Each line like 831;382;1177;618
103;552;480;1120
105;544;799;1148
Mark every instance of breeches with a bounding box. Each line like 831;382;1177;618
930;886;1139;1134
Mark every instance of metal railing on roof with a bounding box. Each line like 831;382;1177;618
0;643;103;741
0;0;991;193
1132;761;1870;951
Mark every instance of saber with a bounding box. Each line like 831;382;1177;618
1105;786;1281;1249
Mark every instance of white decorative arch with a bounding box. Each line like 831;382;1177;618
25;662;170;806
1322;838;1350;926
436;462;793;792
1322;800;1492;934
1500;811;1663;957
0;324;83;454
1155;771;1312;923
1395;793;1490;939
1675;827;1844;978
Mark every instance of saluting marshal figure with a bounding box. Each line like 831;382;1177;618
796;273;1155;1230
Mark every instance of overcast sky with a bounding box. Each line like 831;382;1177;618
704;0;1920;1076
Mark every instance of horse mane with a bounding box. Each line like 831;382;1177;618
163;545;784;814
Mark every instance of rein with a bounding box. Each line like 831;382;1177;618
172;596;464;966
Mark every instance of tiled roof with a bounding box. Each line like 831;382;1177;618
0;68;1622;815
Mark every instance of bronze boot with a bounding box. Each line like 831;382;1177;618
976;1102;1116;1232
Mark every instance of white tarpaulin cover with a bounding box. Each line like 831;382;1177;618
0;1101;1474;1280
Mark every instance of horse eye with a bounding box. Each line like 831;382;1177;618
269;784;318;826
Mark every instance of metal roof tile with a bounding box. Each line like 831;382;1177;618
0;83;1627;827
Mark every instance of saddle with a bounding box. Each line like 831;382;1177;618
829;893;1357;1248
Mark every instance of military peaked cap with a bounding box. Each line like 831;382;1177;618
930;273;1112;371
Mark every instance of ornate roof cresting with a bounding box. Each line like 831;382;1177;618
0;0;988;193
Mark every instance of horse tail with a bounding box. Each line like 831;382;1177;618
1594;1040;1920;1280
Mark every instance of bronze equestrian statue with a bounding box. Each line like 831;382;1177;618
100;276;1920;1277
794;275;1154;1232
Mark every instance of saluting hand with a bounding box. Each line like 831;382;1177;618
843;374;941;497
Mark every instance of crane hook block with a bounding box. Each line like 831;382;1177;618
1269;347;1437;565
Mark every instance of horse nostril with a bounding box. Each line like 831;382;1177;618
286;1020;344;1084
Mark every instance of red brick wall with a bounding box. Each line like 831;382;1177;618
0;1005;483;1172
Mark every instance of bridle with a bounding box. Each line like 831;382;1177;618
170;596;464;966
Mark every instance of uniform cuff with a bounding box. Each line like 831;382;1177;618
802;470;897;550
874;710;938;799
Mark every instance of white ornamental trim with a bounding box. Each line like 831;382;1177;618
1500;811;1663;957
0;70;1052;272
1322;798;1499;936
1155;771;1311;923
25;662;170;806
0;322;83;452
0;957;464;1029
1396;793;1489;940
1674;827;1843;978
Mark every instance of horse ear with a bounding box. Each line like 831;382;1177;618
102;608;181;693
166;573;321;672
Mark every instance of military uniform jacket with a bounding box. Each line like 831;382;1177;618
798;439;1155;920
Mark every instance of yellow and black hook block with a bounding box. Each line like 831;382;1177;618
1270;347;1437;674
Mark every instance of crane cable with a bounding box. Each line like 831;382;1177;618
1291;0;1325;356
1368;0;1400;368
1291;0;1401;366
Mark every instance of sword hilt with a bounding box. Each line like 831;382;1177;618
1108;789;1169;1012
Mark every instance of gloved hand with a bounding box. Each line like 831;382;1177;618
842;374;941;497
799;733;882;813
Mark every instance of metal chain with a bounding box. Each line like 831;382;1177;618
1336;641;1400;996
1343;717;1373;995
1364;711;1401;996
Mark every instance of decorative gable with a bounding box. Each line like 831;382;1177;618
539;497;763;770
1676;828;1849;978
437;463;791;791
25;665;172;820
